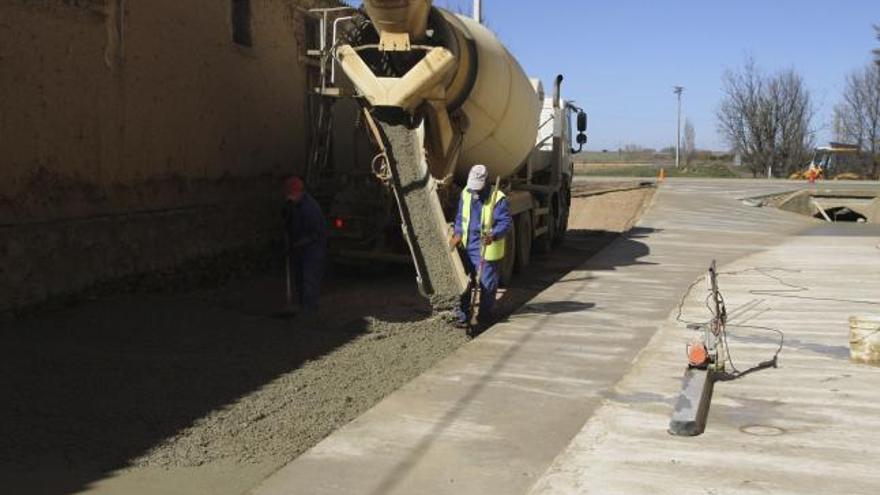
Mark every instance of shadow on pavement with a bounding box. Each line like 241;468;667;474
581;227;660;271
518;301;596;315
494;227;659;320
0;288;372;495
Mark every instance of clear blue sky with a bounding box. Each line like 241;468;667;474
381;1;880;151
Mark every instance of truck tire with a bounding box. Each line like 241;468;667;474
499;224;516;288
545;213;557;249
554;186;570;246
514;212;532;273
533;208;556;255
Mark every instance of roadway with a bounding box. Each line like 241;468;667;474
253;179;880;495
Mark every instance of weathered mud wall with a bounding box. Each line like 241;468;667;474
0;0;337;312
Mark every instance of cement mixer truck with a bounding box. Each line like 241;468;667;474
304;1;588;308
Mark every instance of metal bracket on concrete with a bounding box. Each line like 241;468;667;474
668;367;715;436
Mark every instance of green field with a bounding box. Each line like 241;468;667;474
574;162;740;178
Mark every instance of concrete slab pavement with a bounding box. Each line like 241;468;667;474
252;179;878;495
529;223;880;495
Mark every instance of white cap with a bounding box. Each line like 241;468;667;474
466;164;488;192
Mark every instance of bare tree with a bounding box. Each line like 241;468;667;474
717;59;815;177
621;144;649;153
874;25;880;66
834;62;880;178
770;70;815;175
683;118;696;166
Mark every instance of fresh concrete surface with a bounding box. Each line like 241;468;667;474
668;367;715;437
529;215;880;495
254;179;879;495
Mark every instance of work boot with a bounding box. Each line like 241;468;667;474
465;320;491;338
452;308;469;329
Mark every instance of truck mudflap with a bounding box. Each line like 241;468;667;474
365;112;468;310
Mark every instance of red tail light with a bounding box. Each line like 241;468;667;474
334;217;346;229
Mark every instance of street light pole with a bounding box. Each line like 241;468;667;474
473;0;482;23
674;86;684;168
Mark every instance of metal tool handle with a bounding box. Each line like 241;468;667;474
469;176;502;332
285;255;294;307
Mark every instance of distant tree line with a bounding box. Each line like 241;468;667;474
834;62;880;179
684;118;696;165
875;25;880;65
833;26;880;179
716;59;814;178
717;26;880;179
612;144;730;164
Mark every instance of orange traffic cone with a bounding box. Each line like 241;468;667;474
658;168;666;183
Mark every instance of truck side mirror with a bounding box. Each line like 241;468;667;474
577;111;587;133
572;132;587;154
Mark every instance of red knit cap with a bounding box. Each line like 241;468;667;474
284;176;305;201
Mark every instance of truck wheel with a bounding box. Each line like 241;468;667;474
533;212;555;254
514;213;532;273
554;186;570;246
499;225;516;287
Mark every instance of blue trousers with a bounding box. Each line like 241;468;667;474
294;247;325;312
457;252;499;325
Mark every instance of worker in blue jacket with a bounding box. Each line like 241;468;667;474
450;164;512;329
282;176;327;315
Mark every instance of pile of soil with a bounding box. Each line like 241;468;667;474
568;186;655;232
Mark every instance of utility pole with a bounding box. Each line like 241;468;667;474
473;0;482;23
674;86;684;168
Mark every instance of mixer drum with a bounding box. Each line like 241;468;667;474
439;13;542;182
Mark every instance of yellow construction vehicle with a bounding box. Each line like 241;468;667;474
791;143;862;180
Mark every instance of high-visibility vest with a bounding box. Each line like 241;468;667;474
461;189;506;262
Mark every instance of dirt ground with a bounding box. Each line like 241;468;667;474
569;184;656;232
0;184;654;495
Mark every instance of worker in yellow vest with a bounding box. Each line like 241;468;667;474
449;165;513;329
